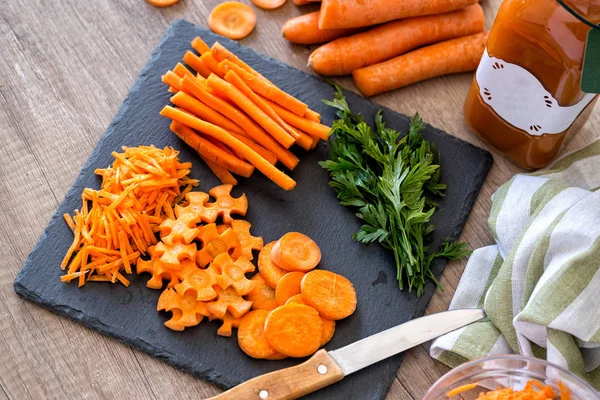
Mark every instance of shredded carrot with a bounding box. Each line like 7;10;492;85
60;146;198;286
446;379;570;399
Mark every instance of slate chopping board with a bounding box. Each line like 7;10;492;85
14;20;492;400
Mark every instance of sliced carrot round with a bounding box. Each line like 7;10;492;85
284;293;306;305
146;0;180;7
251;0;286;10
247;273;278;311
320;318;335;346
208;2;256;40
238;310;278;359
258;242;287;289
275;271;305;305
271;232;321;272
264;303;322;357
301;270;357;320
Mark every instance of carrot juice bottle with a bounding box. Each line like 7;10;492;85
464;0;599;169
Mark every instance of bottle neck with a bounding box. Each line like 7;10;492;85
560;0;600;24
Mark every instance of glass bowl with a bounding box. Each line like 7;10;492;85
424;355;599;399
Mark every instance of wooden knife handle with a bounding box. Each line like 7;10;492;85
209;350;344;400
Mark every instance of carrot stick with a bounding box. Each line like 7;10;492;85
170;91;246;136
191;37;211;55
162;106;297;190
202;156;238;185
218;59;308;117
228;131;278;165
180;75;299;170
183;51;212;78
208;134;247;162
309;4;485;76
200;52;224;77
170;121;255;177
223;69;313;149
353;32;489;97
318;0;479;29
173;62;195;80
260;96;330;140
162;71;192;95
304;108;321;123
282;11;361;45
206;74;296;149
208;1;256;40
210;42;262;79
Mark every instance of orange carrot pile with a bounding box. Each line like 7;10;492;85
447;379;571;399
60;146;198;287
284;0;488;96
160;37;330;190
138;186;357;359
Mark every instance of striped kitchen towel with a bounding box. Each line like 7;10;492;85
430;139;600;390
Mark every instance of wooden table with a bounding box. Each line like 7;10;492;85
1;1;597;398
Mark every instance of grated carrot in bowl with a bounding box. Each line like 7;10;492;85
60;145;198;287
446;379;571;399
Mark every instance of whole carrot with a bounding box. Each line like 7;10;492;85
352;32;489;97
318;0;479;29
309;4;484;76
282;11;361;45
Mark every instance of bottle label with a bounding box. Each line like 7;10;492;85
475;49;596;136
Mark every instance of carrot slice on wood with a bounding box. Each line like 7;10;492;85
161;106;297;190
202;156;238;185
238;310;279;359
208;2;256;40
170;122;254;178
146;0;180;7
301;270;357;320
260;97;331;140
179;76;299;170
286;294;336;346
183;51;213;79
170;91;246;136
206;74;296;149
264;303;322;357
191;37;211;55
252;0;286;10
275;271;305;305
271;232;321;272
258;242;287;289
247;273;278;311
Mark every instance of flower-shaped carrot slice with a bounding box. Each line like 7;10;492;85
174;264;218;302
209;184;248;223
206;287;253;319
264;303;322;358
230;220;263;261
157;288;210;331
155;241;197;270
174;191;219;223
209;312;242;337
159;212;200;245
196;224;241;267
211;253;256;296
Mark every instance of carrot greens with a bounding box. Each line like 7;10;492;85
319;86;470;295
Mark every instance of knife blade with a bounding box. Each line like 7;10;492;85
209;309;485;400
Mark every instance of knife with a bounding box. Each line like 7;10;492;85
209;308;485;400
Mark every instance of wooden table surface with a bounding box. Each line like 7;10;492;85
1;1;598;399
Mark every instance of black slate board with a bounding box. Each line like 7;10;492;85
14;20;492;400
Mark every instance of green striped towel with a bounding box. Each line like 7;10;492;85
430;140;600;391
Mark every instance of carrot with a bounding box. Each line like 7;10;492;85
209;136;248;165
318;0;479;29
264;303;322;357
191;37;211;55
211;312;242;337
207;286;253;319
301;270;357;320
174;265;218;302
209;184;249;224
252;0;286;10
158;288;209;331
271;232;321;272
202;156;238;185
206;74;296;149
208;2;256;40
161;106;297;190
212;253;256;296
230;219;263;261
218;60;308;117
196;223;240;268
211;42;262;79
183;51;212;79
292;0;321;4
282;12;361;45
238;310;279;359
179;75;299;170
260;96;330;140
200;52;224;77
223;69;312;149
304;108;320;123
162;71;192;95
353;32;489;97
309;4;484;76
170;121;255;178
246;273;278;311
275;271;305;305
258;242;287;289
285;294;335;346
146;0;180;7
228;131;278;165
170;91;246;136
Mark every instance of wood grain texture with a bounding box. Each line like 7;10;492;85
0;1;597;399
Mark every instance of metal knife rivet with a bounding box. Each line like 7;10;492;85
317;364;328;375
259;389;269;399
